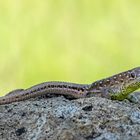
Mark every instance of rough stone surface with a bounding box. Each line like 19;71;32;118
1;96;140;140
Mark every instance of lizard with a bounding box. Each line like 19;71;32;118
0;67;140;105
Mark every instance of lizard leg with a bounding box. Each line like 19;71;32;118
127;92;140;103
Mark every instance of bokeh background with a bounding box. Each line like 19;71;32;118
0;1;140;96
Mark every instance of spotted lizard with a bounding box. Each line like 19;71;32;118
0;67;140;105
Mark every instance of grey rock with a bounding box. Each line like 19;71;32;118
1;96;140;140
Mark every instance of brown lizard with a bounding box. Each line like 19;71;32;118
0;67;140;105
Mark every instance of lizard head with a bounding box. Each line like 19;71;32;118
111;67;140;100
131;67;140;78
126;67;140;83
116;67;140;92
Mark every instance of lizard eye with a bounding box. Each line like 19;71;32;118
130;72;136;79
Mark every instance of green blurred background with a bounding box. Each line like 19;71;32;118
0;0;140;96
